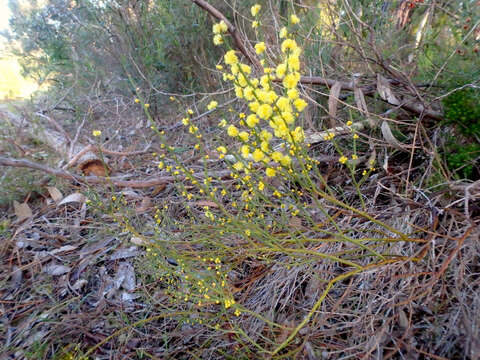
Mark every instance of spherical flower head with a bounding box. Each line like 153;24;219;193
271;151;283;162
266;167;276;177
279;154;292;167
255;42;266;54
276;97;291;113
134;98;140;103
260;130;273;142
287;88;299;100
249;101;260;113
234;86;244;99
207;101;218;110
243;86;254;101
246;114;259;128
281;39;298;53
276;63;287;79
218;20;228;33
233;162;244;171
217;146;227;154
252;148;264;162
240;63;251;75
251;4;261;16
279;27;288;38
257;104;273;120
258;181;265;191
92;130;101;137
294;98;308;112
283;73;299;89
227;125;239;137
241;144;250;158
290;14;300;24
213;34;223;45
288;55;300;71
224;50;238;65
239;131;249;142
339;155;348;164
292;126;304;143
282;111;295;124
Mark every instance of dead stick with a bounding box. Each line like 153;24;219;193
0;156;231;189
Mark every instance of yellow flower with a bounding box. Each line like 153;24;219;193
207;101;218;110
134;98;140;103
271;151;283;162
288;55;300;71
339;155;348;164
351;154;358;160
213;21;227;34
281;39;298;53
280;155;292;167
252;20;259;28
266;167;276;177
282;111;295;124
219;119;227;127
249;101;260;113
217;146;227;154
233;162;244;171
239;131;249;141
234;86;243;99
276;63;287;78
276;97;291;112
251;4;261;16
294;98;308;112
241;144;250;158
224;50;238;65
346;120;353;126
216;64;223;70
255;42;266;54
279;27;288;38
283;73;299;89
353;133;359;139
182;117;189;126
257;104;273;120
252;148;264;162
227;125;239;137
292;126;304;142
246;114;259;128
287;88;299;99
260;140;269;152
291;14;300;24
240;63;251;74
260;130;273;142
243;86;254;101
258;181;265;191
92;130;101;137
144;103;150;108
213;34;223;45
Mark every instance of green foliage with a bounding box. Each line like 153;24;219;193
445;142;480;180
443;87;480;138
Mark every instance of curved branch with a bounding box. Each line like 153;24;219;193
190;0;262;71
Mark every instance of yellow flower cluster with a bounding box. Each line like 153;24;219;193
213;23;310;178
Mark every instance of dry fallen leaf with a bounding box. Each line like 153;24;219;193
43;264;71;276
377;74;400;105
13;200;32;222
47;186;63;202
58;192;86;206
381;121;406;150
194;200;219;208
